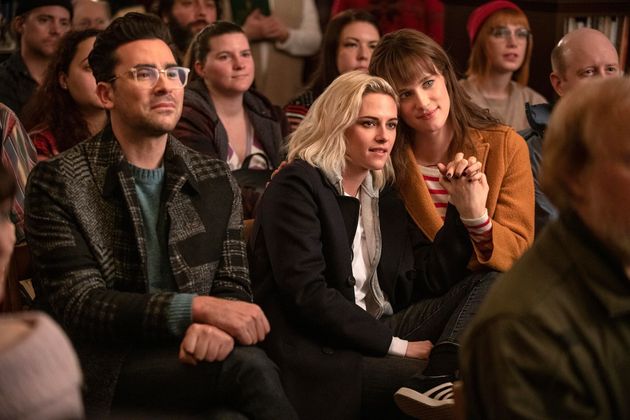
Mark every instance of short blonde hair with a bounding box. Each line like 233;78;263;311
287;71;398;190
541;77;630;211
467;8;532;85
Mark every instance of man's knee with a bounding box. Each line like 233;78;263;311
224;346;280;378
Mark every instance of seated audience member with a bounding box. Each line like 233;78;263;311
0;163;84;420
72;0;112;30
22;29;106;161
461;76;630;419
158;0;220;62
25;13;296;419
284;9;380;133
520;27;622;235
460;1;546;131
331;0;444;44
174;21;286;218
0;104;36;244
0;0;72;117
249;71;485;419
369;29;534;416
221;0;322;106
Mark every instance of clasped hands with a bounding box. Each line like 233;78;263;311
179;296;270;365
437;152;489;220
243;9;289;43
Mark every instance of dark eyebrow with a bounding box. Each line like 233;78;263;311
132;63;179;69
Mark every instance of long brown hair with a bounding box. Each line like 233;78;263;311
22;29;101;152
369;29;498;176
307;9;380;98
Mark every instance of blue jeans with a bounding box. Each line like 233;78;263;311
111;345;298;419
384;271;497;345
359;271;497;416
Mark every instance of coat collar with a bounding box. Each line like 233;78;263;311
93;124;199;200
550;212;630;318
399;128;489;240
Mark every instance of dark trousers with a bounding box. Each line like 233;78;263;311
111;345;298;420
360;271;497;417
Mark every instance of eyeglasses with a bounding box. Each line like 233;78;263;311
490;27;530;41
108;65;191;88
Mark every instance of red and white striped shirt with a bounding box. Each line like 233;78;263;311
420;165;494;260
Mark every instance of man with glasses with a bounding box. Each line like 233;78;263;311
25;12;296;419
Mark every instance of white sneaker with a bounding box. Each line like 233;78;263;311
394;381;454;419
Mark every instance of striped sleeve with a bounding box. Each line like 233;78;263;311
461;209;494;260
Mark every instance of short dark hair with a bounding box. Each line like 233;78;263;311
88;12;173;83
157;0;223;20
186;20;243;82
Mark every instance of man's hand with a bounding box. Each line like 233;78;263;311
405;340;433;359
179;323;234;365
192;296;270;345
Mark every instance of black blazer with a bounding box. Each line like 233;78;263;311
249;160;472;419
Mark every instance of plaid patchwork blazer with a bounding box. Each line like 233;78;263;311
25;125;250;413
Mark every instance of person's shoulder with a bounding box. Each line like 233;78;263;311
286;89;315;107
169;136;231;178
513;81;547;104
244;89;279;118
269;159;324;190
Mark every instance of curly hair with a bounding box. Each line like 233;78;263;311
22;29;101;153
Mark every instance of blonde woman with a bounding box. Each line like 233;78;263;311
249;71;479;419
460;0;546;131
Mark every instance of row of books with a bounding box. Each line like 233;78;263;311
563;15;625;46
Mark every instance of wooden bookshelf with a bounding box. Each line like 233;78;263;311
443;0;630;101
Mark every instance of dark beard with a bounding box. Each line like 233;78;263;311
167;18;193;60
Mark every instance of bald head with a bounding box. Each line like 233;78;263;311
72;0;111;30
550;28;620;96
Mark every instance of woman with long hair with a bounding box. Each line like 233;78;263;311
173;21;286;218
23;29;106;160
249;70;482;419
369;28;534;417
284;9;380;132
460;0;546;131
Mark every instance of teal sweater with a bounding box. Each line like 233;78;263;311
131;164;194;336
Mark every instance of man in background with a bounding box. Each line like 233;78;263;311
520;27;621;235
72;0;111;30
158;0;220;61
0;0;72;116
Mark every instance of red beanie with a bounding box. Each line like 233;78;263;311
467;1;522;46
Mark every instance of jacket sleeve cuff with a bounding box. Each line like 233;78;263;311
167;293;196;337
388;336;409;356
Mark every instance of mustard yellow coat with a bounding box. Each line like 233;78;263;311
397;125;535;272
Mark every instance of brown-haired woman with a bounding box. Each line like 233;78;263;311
460;0;546;131
370;28;534;417
22;29;106;160
173;21;286;218
284;9;380;132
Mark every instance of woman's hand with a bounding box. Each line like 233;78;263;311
438;153;489;219
405;340;433;359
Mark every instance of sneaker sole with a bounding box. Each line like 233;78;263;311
394;387;454;420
